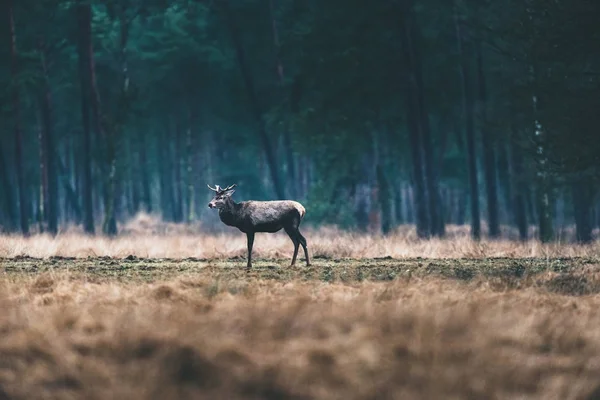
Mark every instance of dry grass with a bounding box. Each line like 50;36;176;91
1;261;600;399
1;213;599;259
2;214;600;399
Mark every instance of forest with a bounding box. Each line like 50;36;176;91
1;0;599;242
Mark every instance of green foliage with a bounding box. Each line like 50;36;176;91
1;0;599;238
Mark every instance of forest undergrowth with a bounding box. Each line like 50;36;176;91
0;213;598;260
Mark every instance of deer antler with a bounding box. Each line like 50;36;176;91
207;184;221;192
223;184;237;191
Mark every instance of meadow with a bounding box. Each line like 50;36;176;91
1;215;600;399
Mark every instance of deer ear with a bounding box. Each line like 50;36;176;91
224;189;235;197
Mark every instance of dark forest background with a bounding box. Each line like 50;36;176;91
1;0;599;241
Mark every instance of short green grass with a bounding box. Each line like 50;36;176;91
2;256;600;295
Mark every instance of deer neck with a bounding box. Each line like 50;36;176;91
218;197;241;226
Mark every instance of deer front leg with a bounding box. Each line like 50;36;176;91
246;232;255;270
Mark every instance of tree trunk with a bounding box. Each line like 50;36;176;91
126;132;140;216
8;0;29;235
496;139;511;225
220;0;284;200
76;0;96;233
0;142;16;231
399;1;430;238
394;185;404;225
140;130;152;213
103;9;132;236
412;35;442;237
39;41;59;235
269;0;297;199
399;0;443;237
38;111;47;232
158;128;171;220
454;5;480;240
377;164;392;234
78;0;117;235
509;126;528;241
56;154;82;222
186;110;195;223
457;189;467;226
532;92;553;243
476;43;499;238
405;93;430;237
173;120;183;222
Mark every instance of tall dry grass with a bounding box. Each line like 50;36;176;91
1;213;599;259
0;273;600;399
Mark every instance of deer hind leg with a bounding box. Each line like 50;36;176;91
284;226;300;266
297;231;310;266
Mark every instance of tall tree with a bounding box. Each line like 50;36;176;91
39;40;59;235
76;0;95;234
269;0;296;199
454;3;480;239
400;0;430;238
476;43;499;238
220;0;285;200
8;0;29;235
509;126;528;241
0;143;16;231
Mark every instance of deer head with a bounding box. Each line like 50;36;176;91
207;184;236;209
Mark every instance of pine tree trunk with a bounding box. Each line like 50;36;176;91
496;140;511;225
477;44;499;238
55;155;82;222
39;41;59;235
456;189;467;226
173;121;183;222
186;110;195;223
400;0;443;237
532;92;553;243
413;41;442;237
454;5;480;240
572;180;594;243
126;133;140;215
0;142;16;231
140;131;152;213
159;128;171;221
509;126;528;241
38;112;47;232
377;164;392;234
406;94;430;237
220;0;284;200
8;0;29;235
400;1;430;238
103;10;132;235
269;0;297;199
76;0;96;233
394;185;404;225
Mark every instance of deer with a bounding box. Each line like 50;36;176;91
207;184;310;270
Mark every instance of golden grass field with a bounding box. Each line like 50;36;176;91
1;215;600;399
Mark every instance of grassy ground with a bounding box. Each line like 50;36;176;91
3;256;600;295
1;256;600;399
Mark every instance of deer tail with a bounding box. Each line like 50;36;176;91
296;203;306;219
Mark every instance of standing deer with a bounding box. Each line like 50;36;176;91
207;184;310;269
